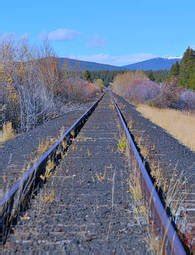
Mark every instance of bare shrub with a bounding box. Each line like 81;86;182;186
1;84;20;129
61;77;100;102
149;78;181;108
130;81;160;103
94;78;104;92
178;90;195;111
112;71;160;104
0;36;101;133
0;37;57;131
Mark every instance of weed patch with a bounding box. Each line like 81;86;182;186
117;135;127;153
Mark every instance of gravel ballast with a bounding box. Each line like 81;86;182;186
1;93;151;254
0;103;92;199
114;93;195;250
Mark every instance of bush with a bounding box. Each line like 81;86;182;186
0;38;100;133
94;79;104;92
128;81;160;103
112;71;160;103
178;90;195;111
148;79;181;109
61;78;100;102
0;39;57;131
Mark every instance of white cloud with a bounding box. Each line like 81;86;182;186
41;28;80;41
68;53;158;66
87;35;106;48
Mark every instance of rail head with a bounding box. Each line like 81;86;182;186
113;97;186;255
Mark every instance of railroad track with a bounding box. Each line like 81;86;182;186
113;97;186;255
0;92;189;254
0;95;103;244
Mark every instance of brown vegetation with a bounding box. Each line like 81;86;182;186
0;38;59;131
117;135;127;153
137;105;195;151
0;121;15;143
148;78;182;108
127;134;188;254
58;78;99;102
112;72;195;112
0;37;100;133
112;71;160;104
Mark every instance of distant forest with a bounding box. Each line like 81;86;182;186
65;47;195;90
64;69;169;87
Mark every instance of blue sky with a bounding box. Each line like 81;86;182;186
1;0;195;65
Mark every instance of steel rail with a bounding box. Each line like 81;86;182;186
0;94;104;244
113;98;186;255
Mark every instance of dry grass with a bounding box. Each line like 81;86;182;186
37;137;55;155
40;159;55;181
87;148;92;157
128;167;164;254
37;126;67;156
129;166;188;254
127;139;188;253
117;135;127;153
96;173;106;183
137;105;195;151
108;103;115;110
136;137;188;228
0;122;15;143
41;189;55;203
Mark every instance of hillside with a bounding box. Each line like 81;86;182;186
123;57;180;71
57;57;121;71
57;57;181;71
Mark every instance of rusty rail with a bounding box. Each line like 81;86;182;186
0;94;104;244
113;98;186;255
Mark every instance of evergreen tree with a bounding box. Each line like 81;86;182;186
148;71;155;81
170;61;180;76
179;47;195;89
83;70;92;81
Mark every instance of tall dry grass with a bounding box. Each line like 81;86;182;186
137;105;195;151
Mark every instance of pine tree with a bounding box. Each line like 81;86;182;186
170;61;180;76
83;70;91;81
148;71;155;81
179;47;195;89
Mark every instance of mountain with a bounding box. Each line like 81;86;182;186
57;57;121;71
56;57;181;71
123;57;181;71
